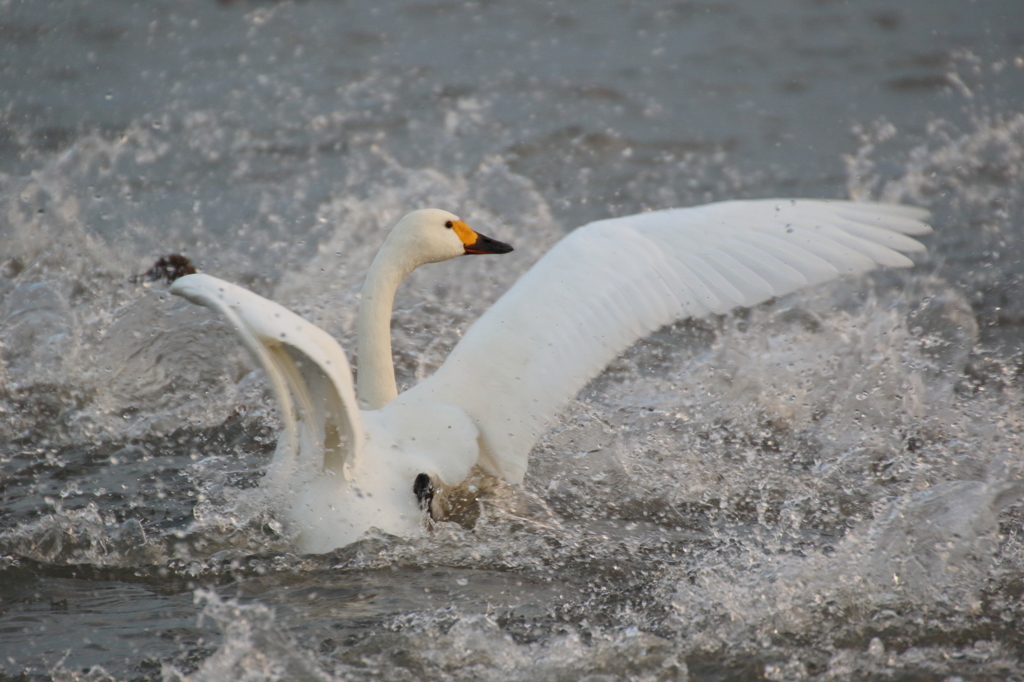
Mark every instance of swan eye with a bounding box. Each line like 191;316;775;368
445;221;453;229
413;473;435;511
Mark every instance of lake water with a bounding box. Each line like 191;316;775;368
2;1;1024;680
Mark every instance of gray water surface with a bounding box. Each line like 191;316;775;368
2;1;1024;680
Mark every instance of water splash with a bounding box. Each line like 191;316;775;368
162;590;333;682
0;503;162;567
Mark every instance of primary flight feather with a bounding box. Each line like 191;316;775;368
169;200;930;553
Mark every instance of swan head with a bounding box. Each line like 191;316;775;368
384;209;513;268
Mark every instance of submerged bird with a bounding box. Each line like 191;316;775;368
170;201;931;553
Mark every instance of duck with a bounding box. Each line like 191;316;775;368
169;200;931;553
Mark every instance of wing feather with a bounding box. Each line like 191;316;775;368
720;231;839;285
672;251;749;312
702;247;779;302
725;240;810;291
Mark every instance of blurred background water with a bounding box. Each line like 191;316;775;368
2;0;1024;680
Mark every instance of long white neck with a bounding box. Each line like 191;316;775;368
356;241;418;410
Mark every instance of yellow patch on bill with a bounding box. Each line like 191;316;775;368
452;220;478;246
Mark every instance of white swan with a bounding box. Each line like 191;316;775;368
170;200;931;553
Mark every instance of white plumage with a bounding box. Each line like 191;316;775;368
170;199;931;553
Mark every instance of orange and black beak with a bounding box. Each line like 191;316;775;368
451;220;514;255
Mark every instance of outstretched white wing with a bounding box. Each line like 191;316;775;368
406;199;932;482
170;274;362;478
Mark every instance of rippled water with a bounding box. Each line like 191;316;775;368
2;1;1024;680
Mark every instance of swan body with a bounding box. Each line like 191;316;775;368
170;200;931;553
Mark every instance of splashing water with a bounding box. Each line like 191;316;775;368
3;3;1024;680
